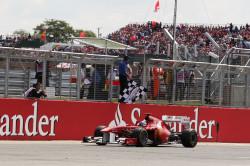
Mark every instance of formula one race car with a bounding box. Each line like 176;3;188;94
83;114;197;148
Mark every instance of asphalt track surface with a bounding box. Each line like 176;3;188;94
0;141;250;166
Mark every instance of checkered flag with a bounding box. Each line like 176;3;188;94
119;80;147;103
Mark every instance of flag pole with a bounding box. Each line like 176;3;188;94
172;0;178;60
171;0;178;104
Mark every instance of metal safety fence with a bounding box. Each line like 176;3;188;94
1;46;250;107
0;47;118;101
143;58;250;107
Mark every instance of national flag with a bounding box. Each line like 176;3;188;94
40;31;46;42
80;31;86;37
154;0;160;12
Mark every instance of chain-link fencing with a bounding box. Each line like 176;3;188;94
1;46;250;107
0;47;118;101
143;57;250;107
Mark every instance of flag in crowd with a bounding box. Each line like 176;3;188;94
40;31;46;42
154;0;160;12
119;80;147;104
80;31;86;37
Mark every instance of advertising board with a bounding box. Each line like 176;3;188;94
0;98;249;143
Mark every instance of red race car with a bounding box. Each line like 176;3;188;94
83;114;197;148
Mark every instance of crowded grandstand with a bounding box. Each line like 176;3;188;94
1;22;250;56
1;21;250;107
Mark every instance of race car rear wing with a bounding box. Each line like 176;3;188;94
162;115;191;129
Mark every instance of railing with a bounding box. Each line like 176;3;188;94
144;59;250;107
0;47;118;101
1;46;250;107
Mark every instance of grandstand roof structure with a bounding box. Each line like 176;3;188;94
0;47;118;65
71;37;137;50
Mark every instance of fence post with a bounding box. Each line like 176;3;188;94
172;66;176;104
69;59;74;99
42;55;47;90
4;56;9;97
167;44;171;58
219;71;224;106
194;44;197;58
142;58;147;88
76;61;81;100
201;71;206;105
156;41;160;55
93;64;96;100
142;59;149;103
27;68;31;91
58;68;62;98
245;73;249;107
184;46;188;60
109;64;114;102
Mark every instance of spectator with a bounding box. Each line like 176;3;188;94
24;82;47;98
3;22;250;58
187;69;196;100
131;62;142;84
152;63;162;99
163;67;173;102
16;22;248;58
105;68;118;90
87;65;102;99
118;56;130;96
176;63;186;101
80;63;91;99
35;60;43;84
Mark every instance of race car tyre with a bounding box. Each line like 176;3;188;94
151;138;161;147
96;132;109;146
181;130;198;148
133;128;148;147
82;136;91;143
94;125;106;137
96;142;107;146
94;126;108;146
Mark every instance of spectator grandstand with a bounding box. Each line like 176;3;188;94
0;33;43;48
1;22;250;107
1;22;250;58
108;22;250;57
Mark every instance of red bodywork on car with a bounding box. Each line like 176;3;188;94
83;114;197;147
101;115;171;145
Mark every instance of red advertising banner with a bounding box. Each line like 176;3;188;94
0;98;249;143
